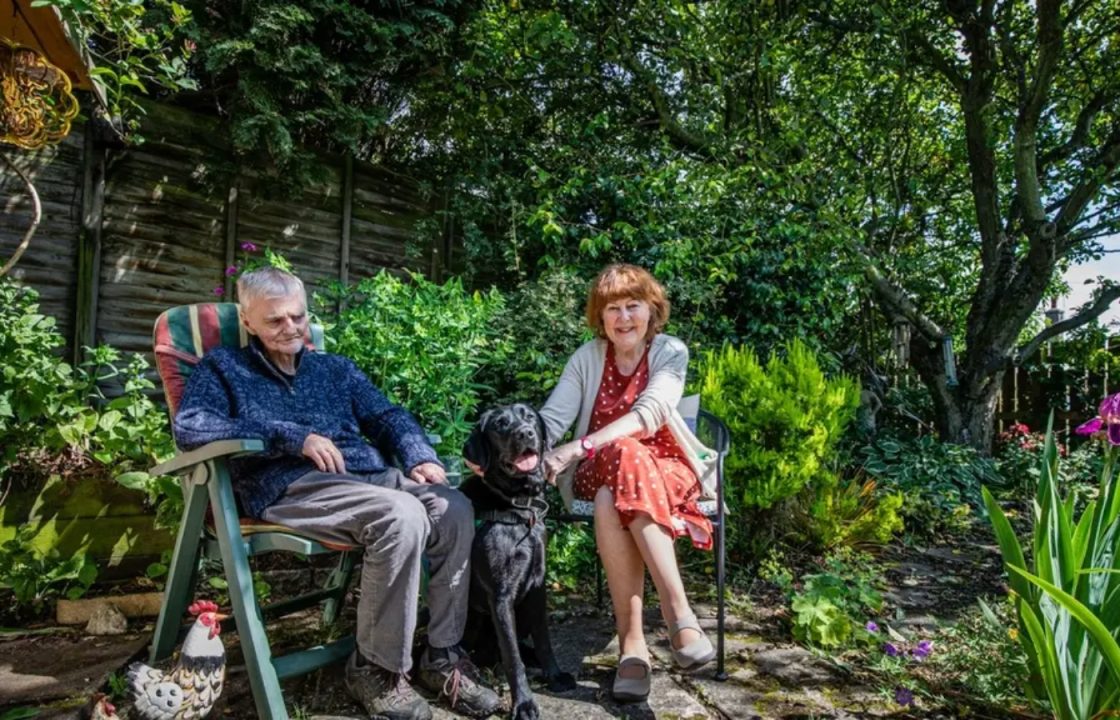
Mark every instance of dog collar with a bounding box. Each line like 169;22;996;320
477;496;550;527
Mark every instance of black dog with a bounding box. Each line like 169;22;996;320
461;403;577;720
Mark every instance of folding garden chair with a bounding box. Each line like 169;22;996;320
148;302;360;720
554;394;730;680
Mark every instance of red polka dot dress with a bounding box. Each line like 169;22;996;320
573;343;713;550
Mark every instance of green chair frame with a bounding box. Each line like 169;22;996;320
148;304;360;720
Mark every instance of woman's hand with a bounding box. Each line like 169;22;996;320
543;440;584;485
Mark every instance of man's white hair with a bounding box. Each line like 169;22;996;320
237;267;306;306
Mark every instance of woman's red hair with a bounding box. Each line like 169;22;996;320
585;264;670;340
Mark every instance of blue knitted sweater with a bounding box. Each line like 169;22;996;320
173;340;440;518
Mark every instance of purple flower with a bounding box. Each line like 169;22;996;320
894;687;914;706
225;265;239;276
212;286;224;296
911;639;933;659
240;242;258;252
1075;392;1120;445
883;642;900;657
865;621;879;633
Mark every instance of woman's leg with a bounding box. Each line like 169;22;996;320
626;514;703;649
594;485;649;674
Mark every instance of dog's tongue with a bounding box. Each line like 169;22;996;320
514;452;539;473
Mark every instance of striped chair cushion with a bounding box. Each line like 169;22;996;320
152;302;322;416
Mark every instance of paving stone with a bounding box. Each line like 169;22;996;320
751;646;839;687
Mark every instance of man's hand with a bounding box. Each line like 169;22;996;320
410;462;446;485
302;433;346;474
543;440;583;485
462;458;484;477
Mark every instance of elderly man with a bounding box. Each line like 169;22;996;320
174;267;500;720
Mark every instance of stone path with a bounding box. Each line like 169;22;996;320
0;535;1007;719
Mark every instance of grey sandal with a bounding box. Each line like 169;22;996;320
669;614;715;670
612;654;651;703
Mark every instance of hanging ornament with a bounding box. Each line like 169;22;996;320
1;37;80;150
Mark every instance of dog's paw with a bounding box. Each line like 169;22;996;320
546;672;577;692
510;698;540;720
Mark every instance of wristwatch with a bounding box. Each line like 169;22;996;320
579;436;596;459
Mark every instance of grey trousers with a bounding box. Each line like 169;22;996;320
260;469;473;673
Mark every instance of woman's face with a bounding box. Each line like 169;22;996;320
602;297;650;353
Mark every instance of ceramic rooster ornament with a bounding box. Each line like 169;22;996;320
127;600;227;720
85;693;120;720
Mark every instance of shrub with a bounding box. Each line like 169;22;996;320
995;422;1102;506
0;278;174;481
0;279;78;470
320;271;511;455
699;339;860;509
477;267;589;408
860;434;1001;538
797;476;904;550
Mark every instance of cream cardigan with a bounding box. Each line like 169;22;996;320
539;334;717;508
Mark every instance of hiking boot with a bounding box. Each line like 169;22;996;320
345;652;432;720
415;646;502;718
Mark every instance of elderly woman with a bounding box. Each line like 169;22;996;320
540;263;716;702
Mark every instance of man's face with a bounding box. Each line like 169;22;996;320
240;292;308;358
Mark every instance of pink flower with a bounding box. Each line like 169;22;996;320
225;265;239;276
240;242;258;252
213;286;224;296
1075;392;1120;446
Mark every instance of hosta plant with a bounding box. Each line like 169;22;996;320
982;396;1120;720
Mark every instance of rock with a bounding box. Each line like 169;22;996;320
85;604;128;636
57;592;163;625
751;646;837;687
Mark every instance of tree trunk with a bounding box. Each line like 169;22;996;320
908;331;1003;454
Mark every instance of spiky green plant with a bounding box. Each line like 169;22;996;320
983;416;1120;719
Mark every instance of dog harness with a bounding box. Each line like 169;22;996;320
476;479;550;527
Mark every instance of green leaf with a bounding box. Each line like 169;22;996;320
115;471;151;490
1009;566;1120;690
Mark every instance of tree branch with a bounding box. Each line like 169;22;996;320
856;243;946;340
1056;122;1120;241
1038;90;1108;167
1013;0;1063;228
0;153;42;278
1015;284;1120;364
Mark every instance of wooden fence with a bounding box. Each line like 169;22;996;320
995;335;1118;438
1;100;451;364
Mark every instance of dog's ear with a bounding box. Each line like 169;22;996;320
463;410;494;473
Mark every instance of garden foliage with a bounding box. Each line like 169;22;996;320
700;339;859;509
983;415;1120;720
861;434;1001;538
700;339;901;555
764;548;884;649
321;271;511;455
0;280;177;609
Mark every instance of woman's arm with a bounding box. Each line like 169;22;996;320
544;409;645;483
